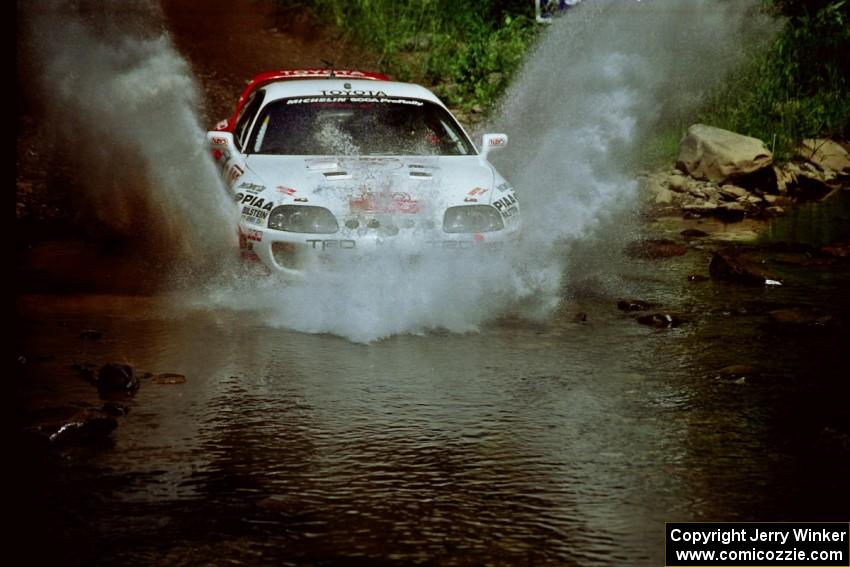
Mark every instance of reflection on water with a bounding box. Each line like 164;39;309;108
15;230;850;564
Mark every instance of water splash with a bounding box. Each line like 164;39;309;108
22;0;771;342
23;0;237;275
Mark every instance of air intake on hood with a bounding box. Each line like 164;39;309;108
323;171;351;179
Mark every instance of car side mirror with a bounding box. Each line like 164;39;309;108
207;131;239;163
480;133;508;161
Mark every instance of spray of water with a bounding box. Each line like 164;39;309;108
23;0;772;342
23;0;237;275
201;0;771;342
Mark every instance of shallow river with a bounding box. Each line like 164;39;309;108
14;207;850;566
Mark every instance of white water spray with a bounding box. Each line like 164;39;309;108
202;0;770;342
24;0;236;272
22;0;771;342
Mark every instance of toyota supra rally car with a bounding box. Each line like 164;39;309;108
207;68;520;276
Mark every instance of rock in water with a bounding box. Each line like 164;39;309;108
617;299;652;311
97;363;139;395
625;239;686;259
709;248;775;285
636;313;684;328
797;139;850;176
677;124;773;184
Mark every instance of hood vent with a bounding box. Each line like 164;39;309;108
323;171;352;180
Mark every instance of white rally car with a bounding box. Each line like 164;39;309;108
208;69;520;275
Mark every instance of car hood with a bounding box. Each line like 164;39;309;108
241;155;497;220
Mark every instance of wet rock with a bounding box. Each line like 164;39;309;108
791;172;833;201
625;239;686;259
797;139;850;176
677;124;773;184
820;241;850;258
636;313;684;328
764;206;785;217
781;162;836;201
680;228;708;238
97;363;139;395
709;248;775;285
79;329;102;341
152;373;187;385
668;174;688;193
768;308;835;327
617;299;652;311
653;187;674;204
687;274;709;282
48;408;118;445
720;184;749;200
714;202;746;223
682;201;718;215
71;362;98;382
101;402;130;416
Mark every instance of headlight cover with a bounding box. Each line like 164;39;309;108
443;205;504;233
268;205;339;234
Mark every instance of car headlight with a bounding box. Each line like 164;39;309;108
443;205;504;233
268;205;339;234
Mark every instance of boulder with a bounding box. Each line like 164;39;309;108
680;228;708;238
709;248;775;285
47;408;118;445
797;139;850;176
97;363;139;395
720;184;749;200
677;124;773;184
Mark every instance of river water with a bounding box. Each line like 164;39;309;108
15;203;850;565
14;0;849;564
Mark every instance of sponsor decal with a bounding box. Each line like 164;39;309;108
488;136;507;146
464;197;478;203
294;197;309;202
242;206;268;221
320;89;388;97
306;239;356;250
211;136;229;146
277;69;373;79
276;186;297;196
239;182;265;193
228;164;244;183
246;229;262;242
240;194;274;211
493;194;518;218
349;191;420;214
287;97;423;107
468;187;488;197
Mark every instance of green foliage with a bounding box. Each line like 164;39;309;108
295;0;540;112
699;0;850;160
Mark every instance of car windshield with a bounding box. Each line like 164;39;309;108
246;96;475;156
